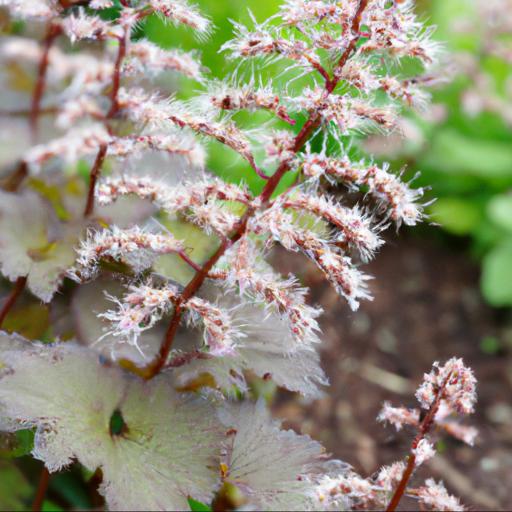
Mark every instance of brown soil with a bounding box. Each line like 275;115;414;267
272;235;512;511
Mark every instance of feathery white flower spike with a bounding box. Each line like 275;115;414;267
24;124;112;170
312;472;376;511
123;41;203;81
377;402;420;431
149;0;211;35
300;148;425;226
97;175;249;237
207;80;295;124
222;237;322;346
98;282;180;355
107;134;206;168
90;0;114;8
412;439;435;467
375;462;407;492
184;297;243;356
0;336;222;511
415;358;477;415
72;278;168;366
281;191;383;260
251;209;372;310
71;226;185;281
416;478;465;512
97;175;249;210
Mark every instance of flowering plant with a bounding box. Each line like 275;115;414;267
0;0;478;510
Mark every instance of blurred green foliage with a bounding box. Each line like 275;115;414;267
0;461;32;511
417;0;512;307
188;497;212;511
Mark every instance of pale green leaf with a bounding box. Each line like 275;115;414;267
0;336;223;511
481;244;512;306
429;198;483;235
487;194;512;233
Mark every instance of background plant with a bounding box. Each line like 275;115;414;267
354;0;512;307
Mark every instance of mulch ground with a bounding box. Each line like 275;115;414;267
272;234;512;511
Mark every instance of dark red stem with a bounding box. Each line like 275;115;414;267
30;23;61;142
83;144;108;217
31;467;50;512
165;350;211;369
106;31;128;119
385;373;453;512
327;0;369;93
84;29;129;217
0;276;27;329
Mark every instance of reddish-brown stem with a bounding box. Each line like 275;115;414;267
0;276;27;329
165;350;211;369
106;32;129;119
177;251;202;272
30;23;61;142
2;161;28;192
142;0;370;379
304;54;331;83
385;373;453;512
84;29;129;218
59;0;89;7
31;467;50;512
83;144;108;217
327;0;369;93
247;155;269;180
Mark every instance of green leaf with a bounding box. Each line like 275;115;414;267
3;303;50;341
480;336;501;355
41;500;64;512
421;129;512;179
481;244;512;306
429;198;483;235
188;497;212;511
12;430;35;457
27;178;72;222
49;472;91;510
487;194;512;233
0;429;35;458
109;409;127;437
0;460;32;511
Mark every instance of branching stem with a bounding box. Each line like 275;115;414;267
142;0;371;380
385;372;453;512
0;276;27;329
84;28;129;217
84;144;108;218
30;23;61;142
31;467;50;512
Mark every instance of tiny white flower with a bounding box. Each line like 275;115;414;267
416;478;466;511
413;439;436;466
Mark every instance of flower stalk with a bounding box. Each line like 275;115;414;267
385;372;452;512
30;22;61;141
